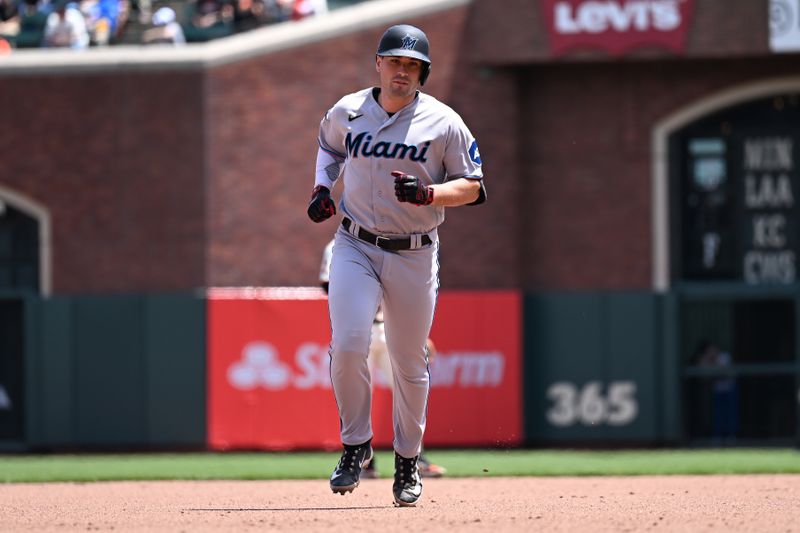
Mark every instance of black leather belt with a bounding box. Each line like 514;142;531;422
342;217;431;251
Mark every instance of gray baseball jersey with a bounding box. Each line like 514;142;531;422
317;87;483;235
317;88;483;459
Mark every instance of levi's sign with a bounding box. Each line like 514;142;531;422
542;0;695;56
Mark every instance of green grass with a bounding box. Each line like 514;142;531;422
1;449;799;483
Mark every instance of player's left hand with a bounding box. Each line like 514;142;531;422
392;171;434;206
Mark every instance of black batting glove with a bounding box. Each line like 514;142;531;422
392;171;434;206
307;185;336;223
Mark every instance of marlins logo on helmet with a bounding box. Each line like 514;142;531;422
401;34;418;49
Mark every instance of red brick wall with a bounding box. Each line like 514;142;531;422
520;55;800;290
0;71;206;293
439;67;521;288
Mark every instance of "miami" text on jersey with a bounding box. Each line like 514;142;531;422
345;131;431;162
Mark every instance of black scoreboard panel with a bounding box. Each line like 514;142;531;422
681;136;738;280
674;94;800;285
734;131;799;284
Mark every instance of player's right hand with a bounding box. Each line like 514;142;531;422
392;171;434;205
307;185;336;223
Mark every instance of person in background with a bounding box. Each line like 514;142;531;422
190;0;233;30
142;6;185;45
231;0;269;33
14;0;49;48
43;0;89;48
18;0;50;19
290;0;326;20
0;0;20;38
695;340;738;444
131;0;151;23
79;0;124;46
22;0;53;15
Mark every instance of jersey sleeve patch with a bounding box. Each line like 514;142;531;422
469;140;482;166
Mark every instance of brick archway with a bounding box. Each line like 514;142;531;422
0;186;51;295
651;76;800;291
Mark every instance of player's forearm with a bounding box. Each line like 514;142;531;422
315;147;343;189
429;178;481;207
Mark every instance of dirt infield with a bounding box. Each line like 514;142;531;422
2;475;799;532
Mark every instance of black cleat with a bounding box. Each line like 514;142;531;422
392;452;423;507
330;440;373;494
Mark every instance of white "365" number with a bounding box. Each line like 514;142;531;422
546;381;638;427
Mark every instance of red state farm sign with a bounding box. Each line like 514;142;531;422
207;288;340;450
425;291;522;447
207;288;521;450
542;0;694;57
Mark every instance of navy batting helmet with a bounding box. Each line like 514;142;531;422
376;24;431;85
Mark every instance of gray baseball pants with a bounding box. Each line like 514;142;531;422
327;226;439;459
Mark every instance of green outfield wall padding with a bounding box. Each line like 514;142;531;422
144;294;206;446
27;297;74;446
524;292;665;443
73;296;148;445
24;293;206;449
659;292;681;443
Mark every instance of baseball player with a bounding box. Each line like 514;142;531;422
319;239;447;480
307;23;485;507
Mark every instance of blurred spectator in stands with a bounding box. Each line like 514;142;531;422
19;0;49;18
131;0;151;24
79;0;126;46
258;0;287;23
0;35;11;53
290;0;326;20
191;0;233;29
142;6;184;45
267;0;293;21
21;0;54;15
43;0;89;48
0;0;20;38
232;0;269;33
14;0;49;48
